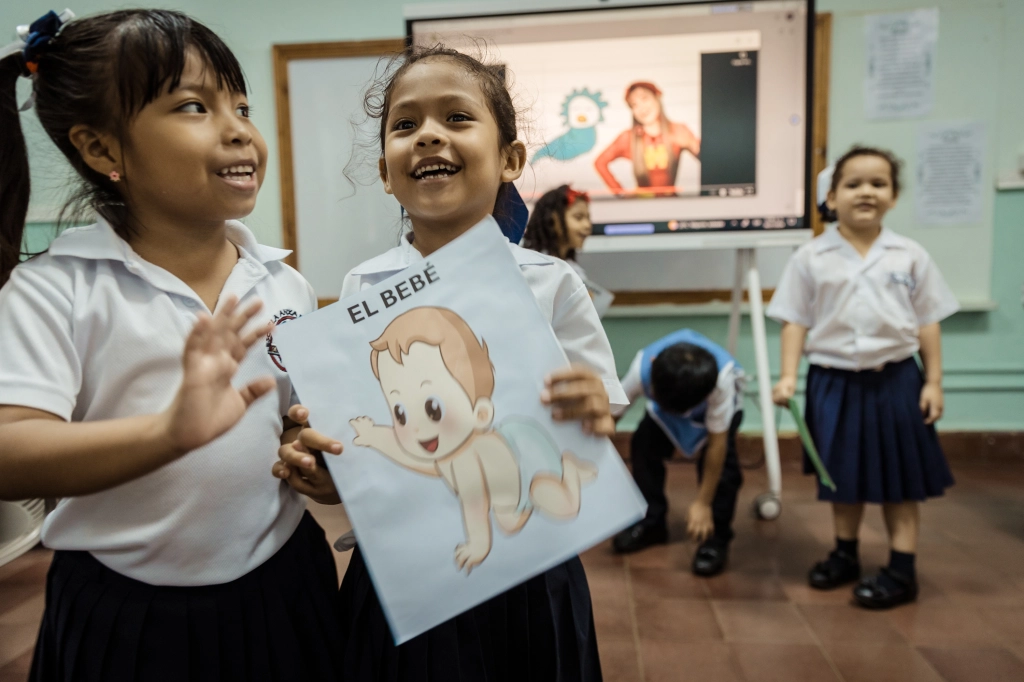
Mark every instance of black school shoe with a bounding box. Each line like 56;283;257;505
808;550;861;590
853;567;919;609
613;521;668;554
692;539;729;577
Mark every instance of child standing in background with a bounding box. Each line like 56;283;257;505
0;10;342;679
769;146;959;609
521;184;593;278
274;45;625;681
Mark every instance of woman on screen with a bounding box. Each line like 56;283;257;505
594;81;700;197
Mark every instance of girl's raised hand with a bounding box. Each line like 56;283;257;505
772;376;797;407
542;366;615;437
274;404;343;505
163;296;275;454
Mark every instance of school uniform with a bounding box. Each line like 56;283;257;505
334;216;626;682
767;226;959;504
0;219;344;681
616;330;745;543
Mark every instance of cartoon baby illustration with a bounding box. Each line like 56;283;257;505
350;306;598;574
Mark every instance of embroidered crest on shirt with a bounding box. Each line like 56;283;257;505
888;271;916;292
266;309;299;371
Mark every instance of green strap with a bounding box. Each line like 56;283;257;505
787;398;837;492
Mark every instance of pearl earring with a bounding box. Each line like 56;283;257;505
109;171;121;182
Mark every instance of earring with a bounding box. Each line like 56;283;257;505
109;171;121;183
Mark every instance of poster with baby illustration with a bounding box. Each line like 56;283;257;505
273;219;646;644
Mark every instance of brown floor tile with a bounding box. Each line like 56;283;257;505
918;646;1024;682
824;642;945;682
732;643;840;682
703;570;788;601
629;566;707;601
0;594;44;628
0;649;34;682
0;549;51;585
597;638;641;682
592;596;635;640
623;542;692;571
640;640;743;682
580;543;627;568
712;601;815;644
884;603;1002;645
978;606;1024;641
0;585;41;615
634;598;722;642
798;604;907;644
0;623;38;669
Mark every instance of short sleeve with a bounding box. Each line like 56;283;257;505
911;250;959;325
550;276;628;409
766;251;814;327
703;365;738;434
0;260;81;420
612;351;644;417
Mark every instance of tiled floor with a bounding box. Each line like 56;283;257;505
2;454;1023;681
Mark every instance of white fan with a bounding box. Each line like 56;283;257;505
0;499;46;568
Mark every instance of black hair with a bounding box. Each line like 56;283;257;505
522;184;587;259
829;145;903;199
650;342;719;414
0;9;247;286
361;44;519;225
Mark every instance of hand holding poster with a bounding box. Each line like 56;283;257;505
274;220;645;643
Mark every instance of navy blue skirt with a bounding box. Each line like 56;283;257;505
29;511;344;682
338;546;602;682
804;357;954;504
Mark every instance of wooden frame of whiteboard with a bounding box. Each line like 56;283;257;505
273;38;406;272
272;13;830;306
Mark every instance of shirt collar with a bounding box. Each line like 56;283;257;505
813;225;905;254
348;215;553;276
48;217;292;264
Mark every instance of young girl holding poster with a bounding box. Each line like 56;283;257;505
0;9;344;680
768;146;958;610
275;46;625;681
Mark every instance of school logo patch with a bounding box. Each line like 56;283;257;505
266;309;299;371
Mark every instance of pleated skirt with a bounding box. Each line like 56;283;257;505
29;511;344;682
804;357;954;504
338;546;602;682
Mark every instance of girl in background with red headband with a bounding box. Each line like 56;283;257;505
594;81;700;197
521;184;592;278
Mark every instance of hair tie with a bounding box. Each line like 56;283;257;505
0;9;74;110
565;187;589;204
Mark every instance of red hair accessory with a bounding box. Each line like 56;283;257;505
565;188;589;204
625;81;662;100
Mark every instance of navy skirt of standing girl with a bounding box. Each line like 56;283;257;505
0;10;343;681
805;358;954;504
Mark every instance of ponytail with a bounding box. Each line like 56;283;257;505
0;53;30;287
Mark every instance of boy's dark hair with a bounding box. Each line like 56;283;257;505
650;343;719;414
362;44;519;226
828;145;903;199
522;184;578;258
0;10;247;286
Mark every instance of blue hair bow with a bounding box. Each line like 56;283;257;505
17;9;74;72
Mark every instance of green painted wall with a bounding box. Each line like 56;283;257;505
7;1;1022;432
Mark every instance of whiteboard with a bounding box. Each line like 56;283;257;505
287;55;404;300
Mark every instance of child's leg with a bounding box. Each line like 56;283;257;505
853;501;920;609
882;501;919;553
833;502;865;541
628;413;676;527
697;412;744;545
809;502;865;590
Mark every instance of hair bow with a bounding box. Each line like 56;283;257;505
565;187;589;204
0;8;74;110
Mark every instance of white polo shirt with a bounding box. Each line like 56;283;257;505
767;226;959;370
616;350;744;434
0;219;315;586
340;219;628;408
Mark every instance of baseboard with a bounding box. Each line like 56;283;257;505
610;431;1024;462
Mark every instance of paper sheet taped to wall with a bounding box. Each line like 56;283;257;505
915;121;986;226
864;8;938;120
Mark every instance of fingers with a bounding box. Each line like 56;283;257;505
280;442;317;472
288;404;310;426
549;394;609;421
545;366;600;386
299;428;343;455
583;415;616;437
239;376;276;406
240;322;274;349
